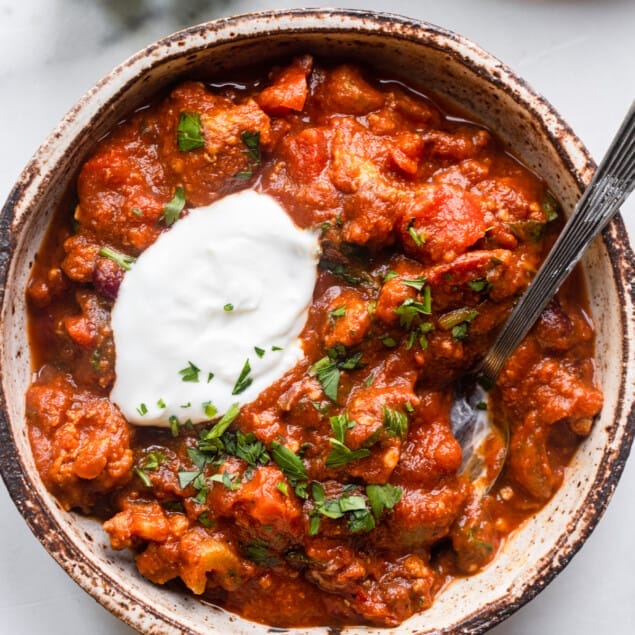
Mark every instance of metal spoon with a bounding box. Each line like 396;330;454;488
451;101;635;493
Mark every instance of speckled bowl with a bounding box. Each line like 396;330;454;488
0;9;633;635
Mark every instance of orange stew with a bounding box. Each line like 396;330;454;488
26;56;603;627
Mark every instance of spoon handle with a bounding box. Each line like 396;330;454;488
480;101;635;382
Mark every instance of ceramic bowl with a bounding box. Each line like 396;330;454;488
0;9;633;635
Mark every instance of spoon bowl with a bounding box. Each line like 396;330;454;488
452;101;635;488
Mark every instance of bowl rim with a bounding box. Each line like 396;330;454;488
0;8;634;635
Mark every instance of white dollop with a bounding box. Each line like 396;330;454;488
110;190;319;427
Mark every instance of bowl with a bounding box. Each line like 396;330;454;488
0;8;633;635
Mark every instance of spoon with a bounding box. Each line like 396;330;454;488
452;101;635;492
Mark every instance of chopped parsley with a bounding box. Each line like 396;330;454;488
162;186;186;226
232;359;253;395
330;305;347;319
366;484;403;520
224;303;234;312
383;407;408;439
401;275;427;291
209;471;240;491
179;361;201;383
330;412;356;443
318;259;363;286
254;346;266;358
157;398;166;409
243;540;279;567
136;402;148;416
202;401;218;419
133;467;153;488
235;130;261;179
468;278;488;293
310;349;364;402
98;246;136;271
407;219;426;247
394;288;432;330
225;430;270;467
271;441;308;485
198;511;214;528
541;191;559;222
241;130;261;163
438;307;478;341
325;439;371;469
201;402;240;441
177;112;205;152
309;483;376;535
381;335;397;348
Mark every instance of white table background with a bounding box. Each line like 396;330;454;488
0;1;633;633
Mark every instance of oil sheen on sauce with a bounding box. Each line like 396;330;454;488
110;190;319;426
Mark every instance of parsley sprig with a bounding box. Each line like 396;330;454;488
162;187;186;226
98;246;136;271
310;347;364;402
308;482;403;536
177;112;205;151
325;412;371;469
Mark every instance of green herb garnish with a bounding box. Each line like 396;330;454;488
271;441;308;484
136;403;148;416
201;402;240;441
366;484;402;519
330;305;347;318
232;359;253;395
383;407;408;439
99;246;136;271
162;186;186;226
407;219;425;247
401;275;427;291
133;467;153;488
177;112;205;152
394;293;432;328
202;401;218;419
179;361;200;383
325;439;371;469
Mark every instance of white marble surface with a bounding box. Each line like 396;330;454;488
0;1;633;634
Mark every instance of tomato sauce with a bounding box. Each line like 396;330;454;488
25;55;603;627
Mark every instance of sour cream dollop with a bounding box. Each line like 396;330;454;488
110;190;319;426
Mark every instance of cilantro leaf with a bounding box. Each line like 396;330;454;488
162;186;186;226
241;130;261;164
330;305;347;318
366;483;403;520
325;439;371;469
330;413;355;444
383;407;408;439
310;357;340;402
99;246;136;271
201;402;240;441
178;470;200;489
394;294;432;329
179;361;200;382
271;441;308;485
232;359;253;395
243;540;279;567
401;275;427;291
177;112;205;152
133;467;153;488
